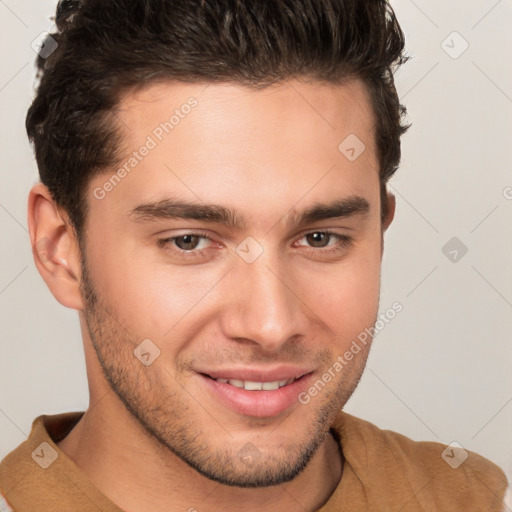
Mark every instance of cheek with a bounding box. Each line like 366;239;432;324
86;233;229;338
308;238;382;341
85;216;382;345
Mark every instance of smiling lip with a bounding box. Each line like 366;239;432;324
197;366;314;418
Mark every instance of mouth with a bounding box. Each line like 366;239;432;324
197;368;313;418
210;377;298;391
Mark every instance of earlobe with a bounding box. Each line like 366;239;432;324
28;183;84;310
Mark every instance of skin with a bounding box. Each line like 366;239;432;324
28;78;395;512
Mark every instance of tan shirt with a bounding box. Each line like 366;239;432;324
0;410;507;511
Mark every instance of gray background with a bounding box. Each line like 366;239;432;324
1;0;511;500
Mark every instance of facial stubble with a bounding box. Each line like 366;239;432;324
78;250;369;488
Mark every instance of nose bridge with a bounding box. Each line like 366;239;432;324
220;248;304;350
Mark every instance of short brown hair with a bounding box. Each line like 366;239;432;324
27;0;409;238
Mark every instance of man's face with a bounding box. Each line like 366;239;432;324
80;79;388;486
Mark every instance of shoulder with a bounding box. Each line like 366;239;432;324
0;412;89;510
332;411;509;511
0;415;52;505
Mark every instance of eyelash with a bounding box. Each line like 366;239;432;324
157;229;353;259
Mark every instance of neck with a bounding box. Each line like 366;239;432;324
58;392;343;512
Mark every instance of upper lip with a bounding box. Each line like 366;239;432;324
199;366;313;382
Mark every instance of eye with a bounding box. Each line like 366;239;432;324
157;229;353;261
157;231;215;259
295;230;353;253
304;232;333;248
172;234;208;251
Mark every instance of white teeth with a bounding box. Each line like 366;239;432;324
215;377;296;390
244;381;263;391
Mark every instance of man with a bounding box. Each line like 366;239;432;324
0;0;507;510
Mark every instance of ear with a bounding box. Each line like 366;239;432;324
380;190;396;257
382;191;396;232
28;183;84;310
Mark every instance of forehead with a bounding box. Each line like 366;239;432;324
88;78;379;226
117;78;376;151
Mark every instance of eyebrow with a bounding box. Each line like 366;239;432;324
129;195;370;229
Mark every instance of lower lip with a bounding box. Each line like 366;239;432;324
200;374;313;418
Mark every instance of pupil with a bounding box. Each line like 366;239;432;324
176;235;199;250
307;232;328;247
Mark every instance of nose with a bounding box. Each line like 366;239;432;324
218;250;308;352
